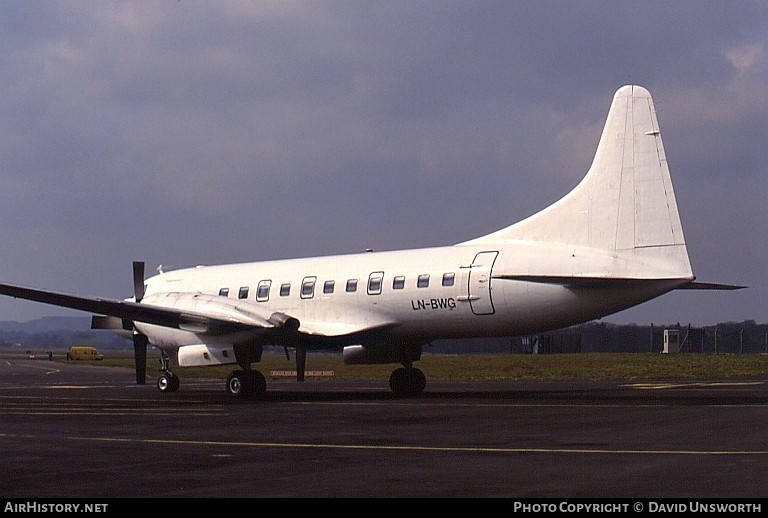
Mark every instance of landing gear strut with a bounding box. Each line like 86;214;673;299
156;350;179;393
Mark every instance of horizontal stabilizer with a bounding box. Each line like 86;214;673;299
494;275;745;291
675;281;747;290
493;274;693;290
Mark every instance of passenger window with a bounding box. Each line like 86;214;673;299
368;272;384;295
346;279;358;293
392;276;405;290
238;286;249;299
301;276;316;299
219;288;229;297
256;280;271;302
442;272;455;287
280;283;291;297
417;274;430;288
323;280;335;294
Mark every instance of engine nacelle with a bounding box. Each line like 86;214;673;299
175;342;265;367
91;315;133;339
343;343;421;365
177;344;236;367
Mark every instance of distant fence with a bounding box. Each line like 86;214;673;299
515;334;582;354
270;370;335;378
511;323;768;354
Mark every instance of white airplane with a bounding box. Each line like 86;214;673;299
0;85;744;399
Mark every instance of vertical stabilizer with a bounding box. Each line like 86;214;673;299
460;85;692;276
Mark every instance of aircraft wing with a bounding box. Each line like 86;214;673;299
0;282;299;335
0;281;400;339
296;317;399;338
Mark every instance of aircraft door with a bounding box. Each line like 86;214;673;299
468;251;498;315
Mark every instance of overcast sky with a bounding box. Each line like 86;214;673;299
0;1;765;327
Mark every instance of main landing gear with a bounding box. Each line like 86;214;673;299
389;366;426;398
225;369;267;400
156;351;180;393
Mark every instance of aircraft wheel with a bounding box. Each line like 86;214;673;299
227;370;267;400
389;367;406;395
169;373;180;392
250;371;267;399
247;370;267;400
227;370;246;398
157;372;180;393
389;367;426;398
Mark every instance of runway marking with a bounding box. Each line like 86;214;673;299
0;362;62;374
1;433;765;456
289;400;768;409
627;381;764;390
0;410;229;417
0;395;231;416
1;395;767;411
0;399;215;404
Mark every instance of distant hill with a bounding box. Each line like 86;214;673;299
0;316;127;350
0;316;91;333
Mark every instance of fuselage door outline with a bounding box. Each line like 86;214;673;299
468;251;498;315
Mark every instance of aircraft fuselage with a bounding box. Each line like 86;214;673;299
136;241;691;355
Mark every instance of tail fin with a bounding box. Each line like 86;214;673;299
461;85;693;277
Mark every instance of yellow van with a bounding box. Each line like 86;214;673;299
66;345;104;361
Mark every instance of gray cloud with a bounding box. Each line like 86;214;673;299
0;1;765;326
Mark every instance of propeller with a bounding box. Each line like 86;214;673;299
132;333;148;385
130;261;147;385
279;335;305;382
296;346;306;382
280;345;306;381
133;261;145;303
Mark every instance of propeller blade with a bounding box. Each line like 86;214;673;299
133;261;145;302
296;347;306;382
133;333;148;385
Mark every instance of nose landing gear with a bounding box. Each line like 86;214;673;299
156;350;179;393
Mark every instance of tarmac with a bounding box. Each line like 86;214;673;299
1;357;767;500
